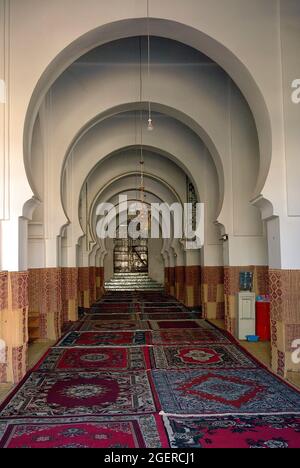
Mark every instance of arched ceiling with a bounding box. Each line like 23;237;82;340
29;35;261;231
27;32;263;264
24;18;272;206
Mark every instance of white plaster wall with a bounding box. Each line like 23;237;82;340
148;238;164;284
280;0;300;217
1;0;297;270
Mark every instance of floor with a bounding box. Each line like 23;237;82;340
210;319;300;390
0;340;55;404
1;318;299;405
0;295;300;448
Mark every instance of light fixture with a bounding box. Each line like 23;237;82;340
147;116;154;131
146;0;153;131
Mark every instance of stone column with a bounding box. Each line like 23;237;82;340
89;266;96;305
201;267;224;320
175;266;185;303
96;267;104;299
269;269;300;377
78;267;90;309
61;267;78;323
28;268;62;341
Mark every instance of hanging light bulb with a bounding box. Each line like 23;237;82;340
146;0;154;131
147;116;154;131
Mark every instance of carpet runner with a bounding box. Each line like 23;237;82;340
0;289;300;448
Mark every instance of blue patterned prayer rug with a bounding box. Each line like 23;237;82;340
151;369;300;415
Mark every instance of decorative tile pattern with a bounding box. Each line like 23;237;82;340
185;266;201;307
0;272;8;311
28;268;62;340
61;268;78;323
201;267;224;320
269;269;300;377
10;272;29;310
175;267;185;303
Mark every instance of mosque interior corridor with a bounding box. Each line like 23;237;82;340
0;0;300;450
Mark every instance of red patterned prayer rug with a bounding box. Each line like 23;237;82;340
149;329;232;345
147;345;257;369
85;314;138;321
0;371;156;417
78;320;149;332
141;313;199;321
35;347;148;371
56;331;147;347
142;302;182;307
151;369;300;415
91;304;135;313
149;320;213;330
100;299;134;304
163;414;300;448
0;414;169;448
142;304;185;314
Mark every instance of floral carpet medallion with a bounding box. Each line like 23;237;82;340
163;414;300;448
56;331;147;347
148;345;257;369
149;320;214;330
36;347;147;371
0;371;156;417
149;329;231;345
151;369;300;415
78;320;149;332
0;414;168;448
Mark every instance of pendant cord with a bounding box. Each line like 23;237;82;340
147;0;151;120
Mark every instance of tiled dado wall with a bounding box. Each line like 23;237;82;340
0;267;104;384
165;266;224;314
165;266;269;324
224;266;269;336
165;266;201;308
28;267;104;341
185;266;201;308
0;271;29;384
201;267;225;320
78;267;97;309
269;269;300;377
